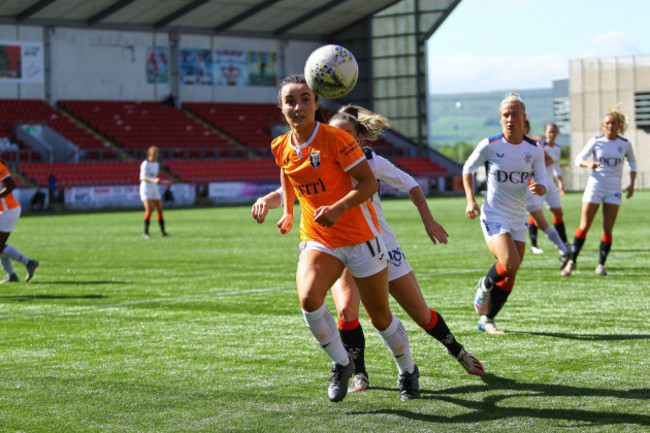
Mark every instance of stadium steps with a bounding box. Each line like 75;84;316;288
181;109;258;159
56;104;133;161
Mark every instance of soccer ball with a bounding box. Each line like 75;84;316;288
304;45;358;99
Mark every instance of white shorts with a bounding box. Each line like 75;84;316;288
0;206;21;233
543;183;563;209
582;178;621;205
526;191;544;213
140;182;161;201
383;236;413;282
299;237;388;279
480;217;527;244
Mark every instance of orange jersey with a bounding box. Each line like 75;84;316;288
0;162;19;212
271;122;380;248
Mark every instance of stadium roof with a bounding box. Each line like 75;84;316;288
0;0;403;40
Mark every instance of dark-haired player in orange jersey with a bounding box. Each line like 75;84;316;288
271;74;419;403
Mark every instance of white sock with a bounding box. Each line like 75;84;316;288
0;253;14;275
543;227;570;254
3;245;29;265
302;304;349;365
377;315;414;375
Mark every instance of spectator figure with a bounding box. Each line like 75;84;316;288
48;173;57;203
30;188;46;211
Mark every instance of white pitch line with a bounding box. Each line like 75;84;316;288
0;254;637;319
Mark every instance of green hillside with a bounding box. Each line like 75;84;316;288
429;88;554;156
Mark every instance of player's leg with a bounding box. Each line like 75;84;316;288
527;195;543;254
596;202;620;276
331;269;368;392
142;199;153;238
354;268;419;400
0;208;37;282
296;247;352;402
530;209;570;260
545;186;568;244
550;207;568;244
388;271;484;375
476;232;522;334
153;199;167;236
0;232;17;283
563;201;599;276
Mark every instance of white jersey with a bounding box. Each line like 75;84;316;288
575;135;636;190
464;133;547;223
542;141;562;180
139;159;161;200
364;149;419;244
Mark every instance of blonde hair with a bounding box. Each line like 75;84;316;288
500;92;526;113
329;104;391;142
604;106;627;134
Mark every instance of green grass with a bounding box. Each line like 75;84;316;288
0;192;648;432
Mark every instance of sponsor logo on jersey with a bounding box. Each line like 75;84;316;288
494;169;531;184
294;178;327;197
599;157;622;167
309;150;321;169
496;152;505;158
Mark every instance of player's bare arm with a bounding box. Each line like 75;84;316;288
313;159;377;227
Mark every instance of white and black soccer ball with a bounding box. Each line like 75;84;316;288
304;44;358;99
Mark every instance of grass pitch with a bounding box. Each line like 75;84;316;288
0;192;648;432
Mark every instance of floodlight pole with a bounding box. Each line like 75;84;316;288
456;101;462;163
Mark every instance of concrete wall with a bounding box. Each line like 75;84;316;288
568;55;650;191
0;24;321;105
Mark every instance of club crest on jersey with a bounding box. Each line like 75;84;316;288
309;151;321;169
523;151;533;164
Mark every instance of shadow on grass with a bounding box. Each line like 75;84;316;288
39;281;132;285
356;373;650;427
0;294;108;302
511;330;650;341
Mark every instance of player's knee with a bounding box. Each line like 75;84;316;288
502;259;520;275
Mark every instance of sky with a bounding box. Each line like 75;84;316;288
426;0;649;94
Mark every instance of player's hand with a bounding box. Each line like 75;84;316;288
424;219;448;245
589;161;602;170
161;179;173;185
252;198;269;224
465;201;480;219
277;214;293;234
625;185;634;199
313;205;343;227
529;182;547;196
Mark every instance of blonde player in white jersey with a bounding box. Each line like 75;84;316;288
140;146;172;239
463;93;547;334
561;109;636;277
253;104;484;394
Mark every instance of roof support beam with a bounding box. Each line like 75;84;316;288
272;0;347;36
215;0;281;33
87;0;137;25
16;0;58;22
421;0;461;42
154;0;210;29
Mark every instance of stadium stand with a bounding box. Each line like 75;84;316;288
393;156;450;177
58;100;243;159
183;102;284;156
0;99;112;161
19;161;142;187
164;159;278;183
